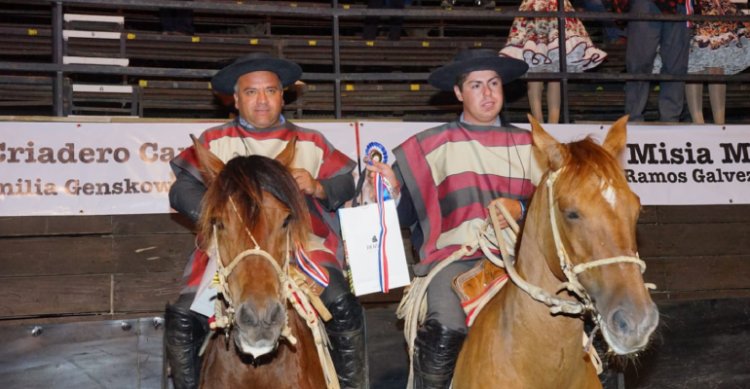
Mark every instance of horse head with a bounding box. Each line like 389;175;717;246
191;135;310;358
528;115;659;355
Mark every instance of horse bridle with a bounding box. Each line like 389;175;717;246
208;197;341;389
486;169;653;319
210;197;297;343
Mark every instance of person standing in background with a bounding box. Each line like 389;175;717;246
680;0;750;124
615;0;692;122
500;0;607;123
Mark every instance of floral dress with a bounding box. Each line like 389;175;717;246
654;0;750;74
500;0;607;72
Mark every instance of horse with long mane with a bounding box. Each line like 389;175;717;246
189;136;333;389
452;115;659;388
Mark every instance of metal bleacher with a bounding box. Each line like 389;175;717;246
1;0;749;122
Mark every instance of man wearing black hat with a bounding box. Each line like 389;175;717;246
367;49;539;388
165;53;367;389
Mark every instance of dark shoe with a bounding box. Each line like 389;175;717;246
325;293;368;389
164;301;208;389
413;319;467;389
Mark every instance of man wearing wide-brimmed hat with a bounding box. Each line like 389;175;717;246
368;49;540;388
165;53;367;389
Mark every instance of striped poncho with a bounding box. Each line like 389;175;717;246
393;120;541;275
171;119;355;292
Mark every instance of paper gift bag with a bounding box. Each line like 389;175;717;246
338;199;410;296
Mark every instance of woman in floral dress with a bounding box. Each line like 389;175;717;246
684;0;749;124
500;0;607;123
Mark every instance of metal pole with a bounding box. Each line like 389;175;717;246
332;0;342;119
52;0;64;116
557;0;569;123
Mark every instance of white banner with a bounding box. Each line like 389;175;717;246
358;122;750;206
1;120;749;216
0;120;357;216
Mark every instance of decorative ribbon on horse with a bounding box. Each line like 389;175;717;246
295;244;330;288
338;142;410;296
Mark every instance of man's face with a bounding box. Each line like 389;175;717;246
234;71;284;129
453;70;504;126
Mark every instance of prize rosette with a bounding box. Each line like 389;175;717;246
364;141;392;200
365;141;388;164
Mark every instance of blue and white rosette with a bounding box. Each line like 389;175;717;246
365;141;392;200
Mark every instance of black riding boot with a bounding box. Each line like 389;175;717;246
413;319;467;389
325;292;368;389
165;296;208;389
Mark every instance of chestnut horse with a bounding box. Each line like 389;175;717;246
189;136;334;389
453;116;659;388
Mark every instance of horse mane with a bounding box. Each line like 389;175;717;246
198;154;311;251
553;136;630;196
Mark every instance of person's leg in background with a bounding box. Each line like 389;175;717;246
546;81;561;123
685;82;705;123
707;67;726;124
655;5;690;122
527;81;545;123
624;0;662;121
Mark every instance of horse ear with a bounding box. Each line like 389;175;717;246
275;136;297;167
602;115;629;158
190;134;224;185
528;113;566;171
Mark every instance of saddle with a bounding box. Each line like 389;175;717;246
452;259;509;326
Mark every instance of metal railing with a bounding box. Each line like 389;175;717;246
4;0;750;121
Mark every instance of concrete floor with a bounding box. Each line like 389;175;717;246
0;299;747;388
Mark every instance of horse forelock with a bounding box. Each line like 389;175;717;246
198;155;311;255
555;137;631;201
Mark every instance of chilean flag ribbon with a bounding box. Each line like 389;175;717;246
374;172;391;293
295;245;329;287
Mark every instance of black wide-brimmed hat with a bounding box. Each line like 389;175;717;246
211;53;302;94
428;49;528;91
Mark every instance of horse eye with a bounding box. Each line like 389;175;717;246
282;215;292;229
566;211;580;220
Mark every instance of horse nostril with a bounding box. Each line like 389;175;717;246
264;302;285;327
238;303;259;326
611;309;633;336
